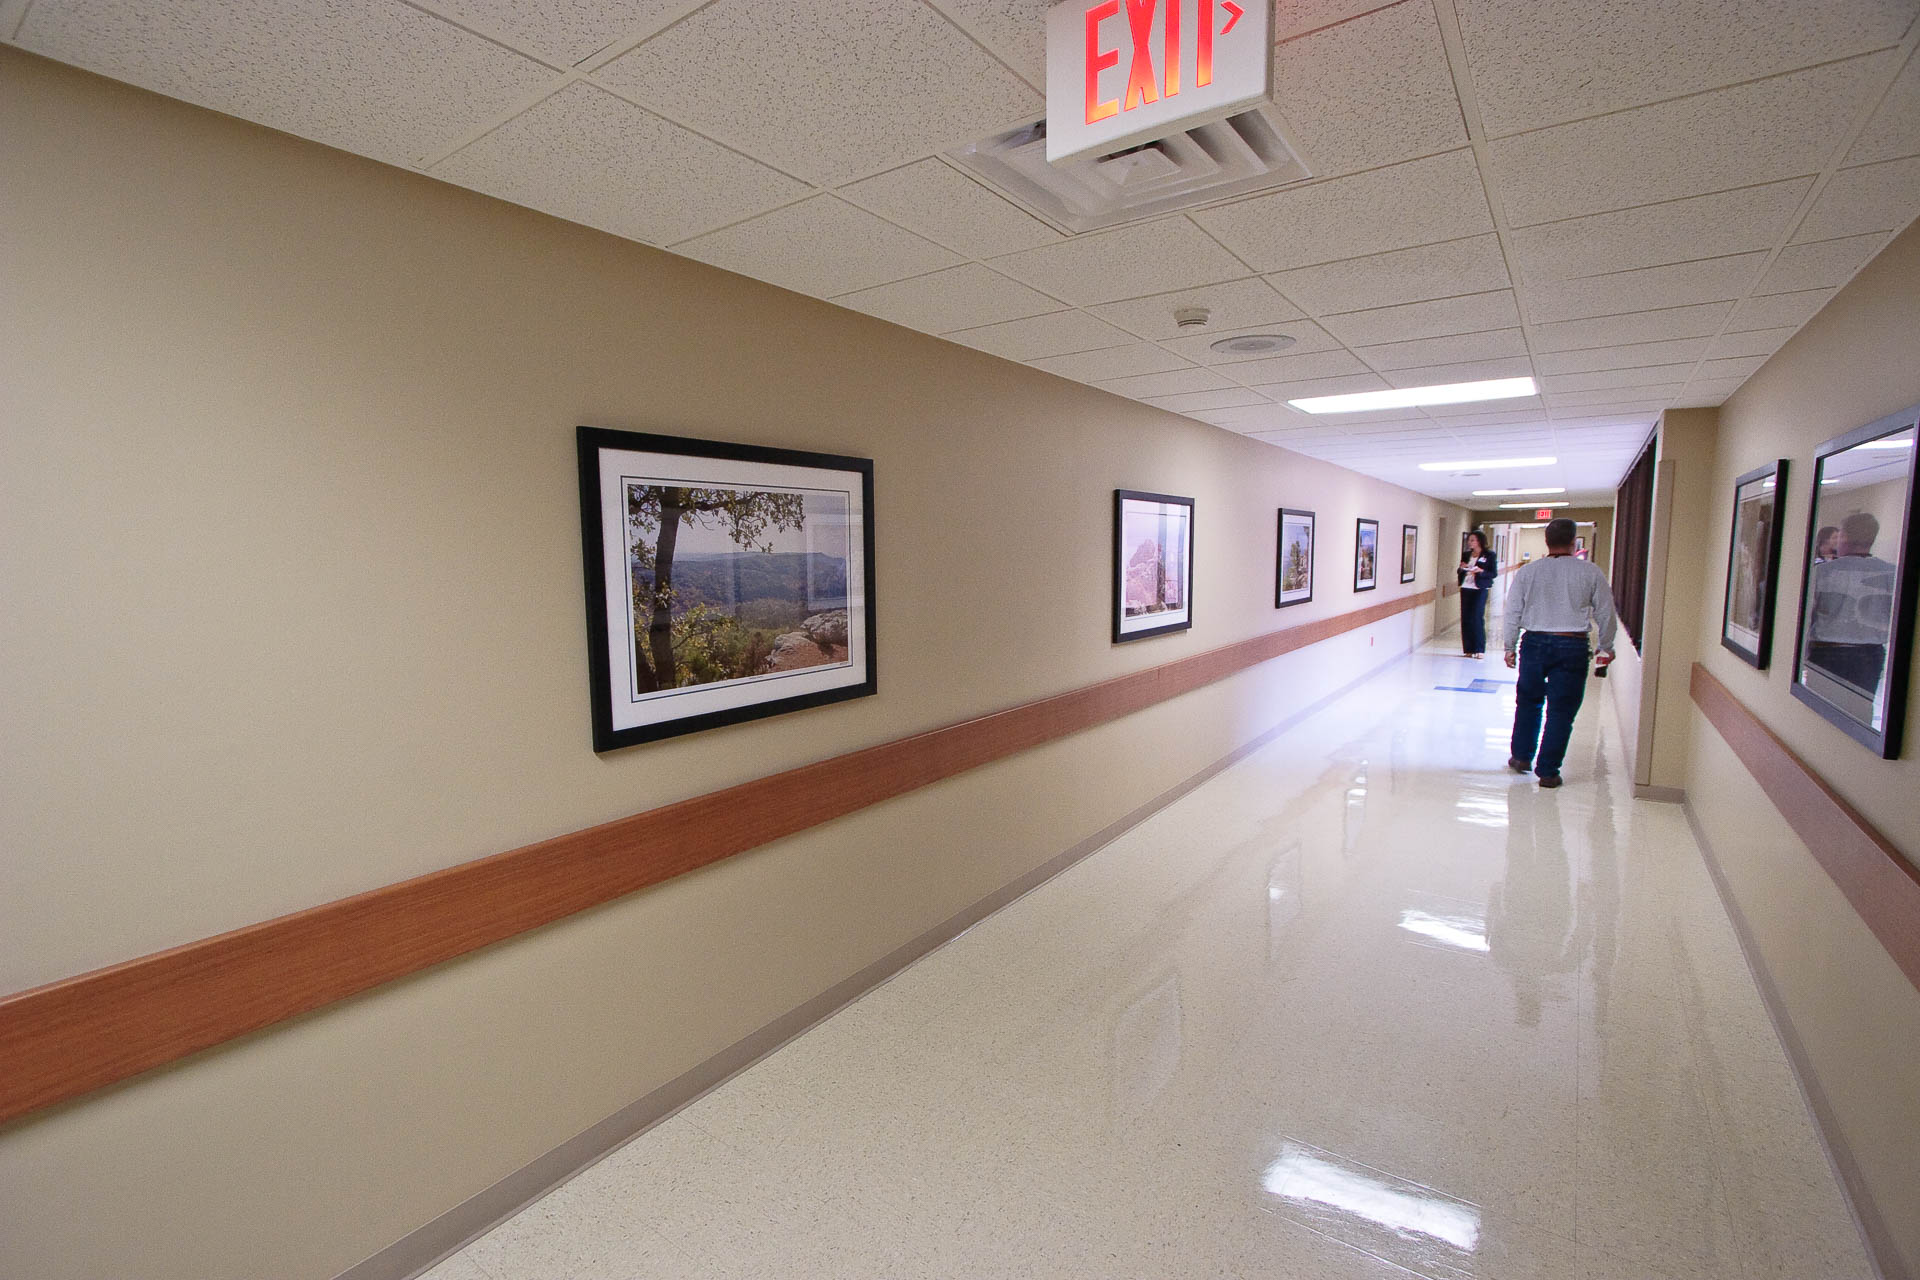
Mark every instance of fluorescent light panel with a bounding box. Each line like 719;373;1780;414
1418;456;1556;472
1499;501;1568;509
1288;377;1535;415
1472;486;1564;496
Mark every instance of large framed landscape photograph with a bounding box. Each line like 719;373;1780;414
578;426;876;751
1276;508;1315;608
1789;405;1920;758
1114;490;1195;643
1720;459;1787;669
1354;518;1379;592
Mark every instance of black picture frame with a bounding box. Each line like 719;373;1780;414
1276;508;1315;608
1400;524;1418;584
577;425;877;752
1354;518;1380;592
1787;404;1920;758
1719;459;1788;669
1113;489;1196;643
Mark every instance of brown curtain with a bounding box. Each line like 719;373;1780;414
1612;433;1656;651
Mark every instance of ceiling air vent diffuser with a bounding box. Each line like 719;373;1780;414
948;104;1310;234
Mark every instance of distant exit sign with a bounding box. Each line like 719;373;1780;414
1535;509;1554;520
1045;0;1272;164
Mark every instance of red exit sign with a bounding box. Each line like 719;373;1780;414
1046;0;1272;164
1535;509;1554;520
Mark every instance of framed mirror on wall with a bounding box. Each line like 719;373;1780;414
1720;460;1788;669
1789;405;1920;758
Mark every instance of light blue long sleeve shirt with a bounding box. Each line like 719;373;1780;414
1503;554;1619;656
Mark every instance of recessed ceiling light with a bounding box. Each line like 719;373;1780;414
1210;333;1297;355
1471;486;1566;497
1418;456;1556;472
1288;376;1535;414
1498;500;1569;509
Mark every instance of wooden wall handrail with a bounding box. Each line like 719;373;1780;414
0;587;1448;1126
1690;663;1920;991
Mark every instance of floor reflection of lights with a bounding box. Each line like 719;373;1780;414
1454;791;1509;829
1397;907;1491;953
1262;1140;1482;1258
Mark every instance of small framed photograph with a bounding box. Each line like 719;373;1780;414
1114;489;1195;643
1400;524;1418;584
1720;460;1788;669
1354;518;1379;592
1789;405;1920;758
577;426;876;752
1276;508;1315;607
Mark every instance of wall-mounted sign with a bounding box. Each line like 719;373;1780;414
1535;509;1554;520
1046;0;1273;164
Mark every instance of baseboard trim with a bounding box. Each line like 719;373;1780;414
1632;783;1686;803
1682;802;1908;1280
339;643;1420;1280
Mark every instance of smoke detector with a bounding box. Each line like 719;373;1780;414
1209;334;1298;355
1174;306;1211;330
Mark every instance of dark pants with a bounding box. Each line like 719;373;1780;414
1460;588;1488;654
1511;633;1590;779
1807;642;1885;697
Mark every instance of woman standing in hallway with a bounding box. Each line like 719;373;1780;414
1458;529;1496;658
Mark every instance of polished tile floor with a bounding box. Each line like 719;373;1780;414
423;629;1872;1279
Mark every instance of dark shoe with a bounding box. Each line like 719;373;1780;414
1507;757;1531;773
1537;774;1564;789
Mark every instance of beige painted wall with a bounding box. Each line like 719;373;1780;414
0;51;1469;1280
1681;216;1920;1274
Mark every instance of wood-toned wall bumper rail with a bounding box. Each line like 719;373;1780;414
1690;663;1920;991
0;589;1442;1127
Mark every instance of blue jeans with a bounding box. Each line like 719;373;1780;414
1511;633;1590;778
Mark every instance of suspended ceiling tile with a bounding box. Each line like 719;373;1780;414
1545;386;1683;407
1091;279;1305;340
1358;327;1530;369
1528;301;1733;351
1268;235;1510;316
1424;393;1544;415
1246;373;1395;402
837;263;1059;333
1432;407;1554;427
922;0;1048;87
1725;287;1838;330
1191;149;1493;272
1754;232;1889;294
1542;364;1698;393
1695;355;1769;381
1704;326;1797;359
16;0;557;168
1507;182;1811;285
1531;337;1712;374
1380;357;1535;387
839;159;1061;259
1320;290;1520;346
1158;320;1344;364
674;196;962;298
1224;348;1373;386
597;0;1041;185
1269;0;1467;177
1672;377;1748;405
1455;0;1915;138
1848;51;1920;165
1792;157;1920;241
1487;56;1894;227
1029;343;1195;382
989;219;1250;306
1524;253;1767;325
432;83;806;247
1143;388;1277;413
418;0;694;66
945;310;1138;361
1095;367;1240;398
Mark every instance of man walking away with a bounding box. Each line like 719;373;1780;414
1503;518;1617;789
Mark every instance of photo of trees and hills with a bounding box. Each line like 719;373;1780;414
626;482;852;696
1122;506;1189;617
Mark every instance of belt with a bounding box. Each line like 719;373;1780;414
1538;630;1588;637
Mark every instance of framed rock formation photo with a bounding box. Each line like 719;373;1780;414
577;426;876;751
1114;489;1195;643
